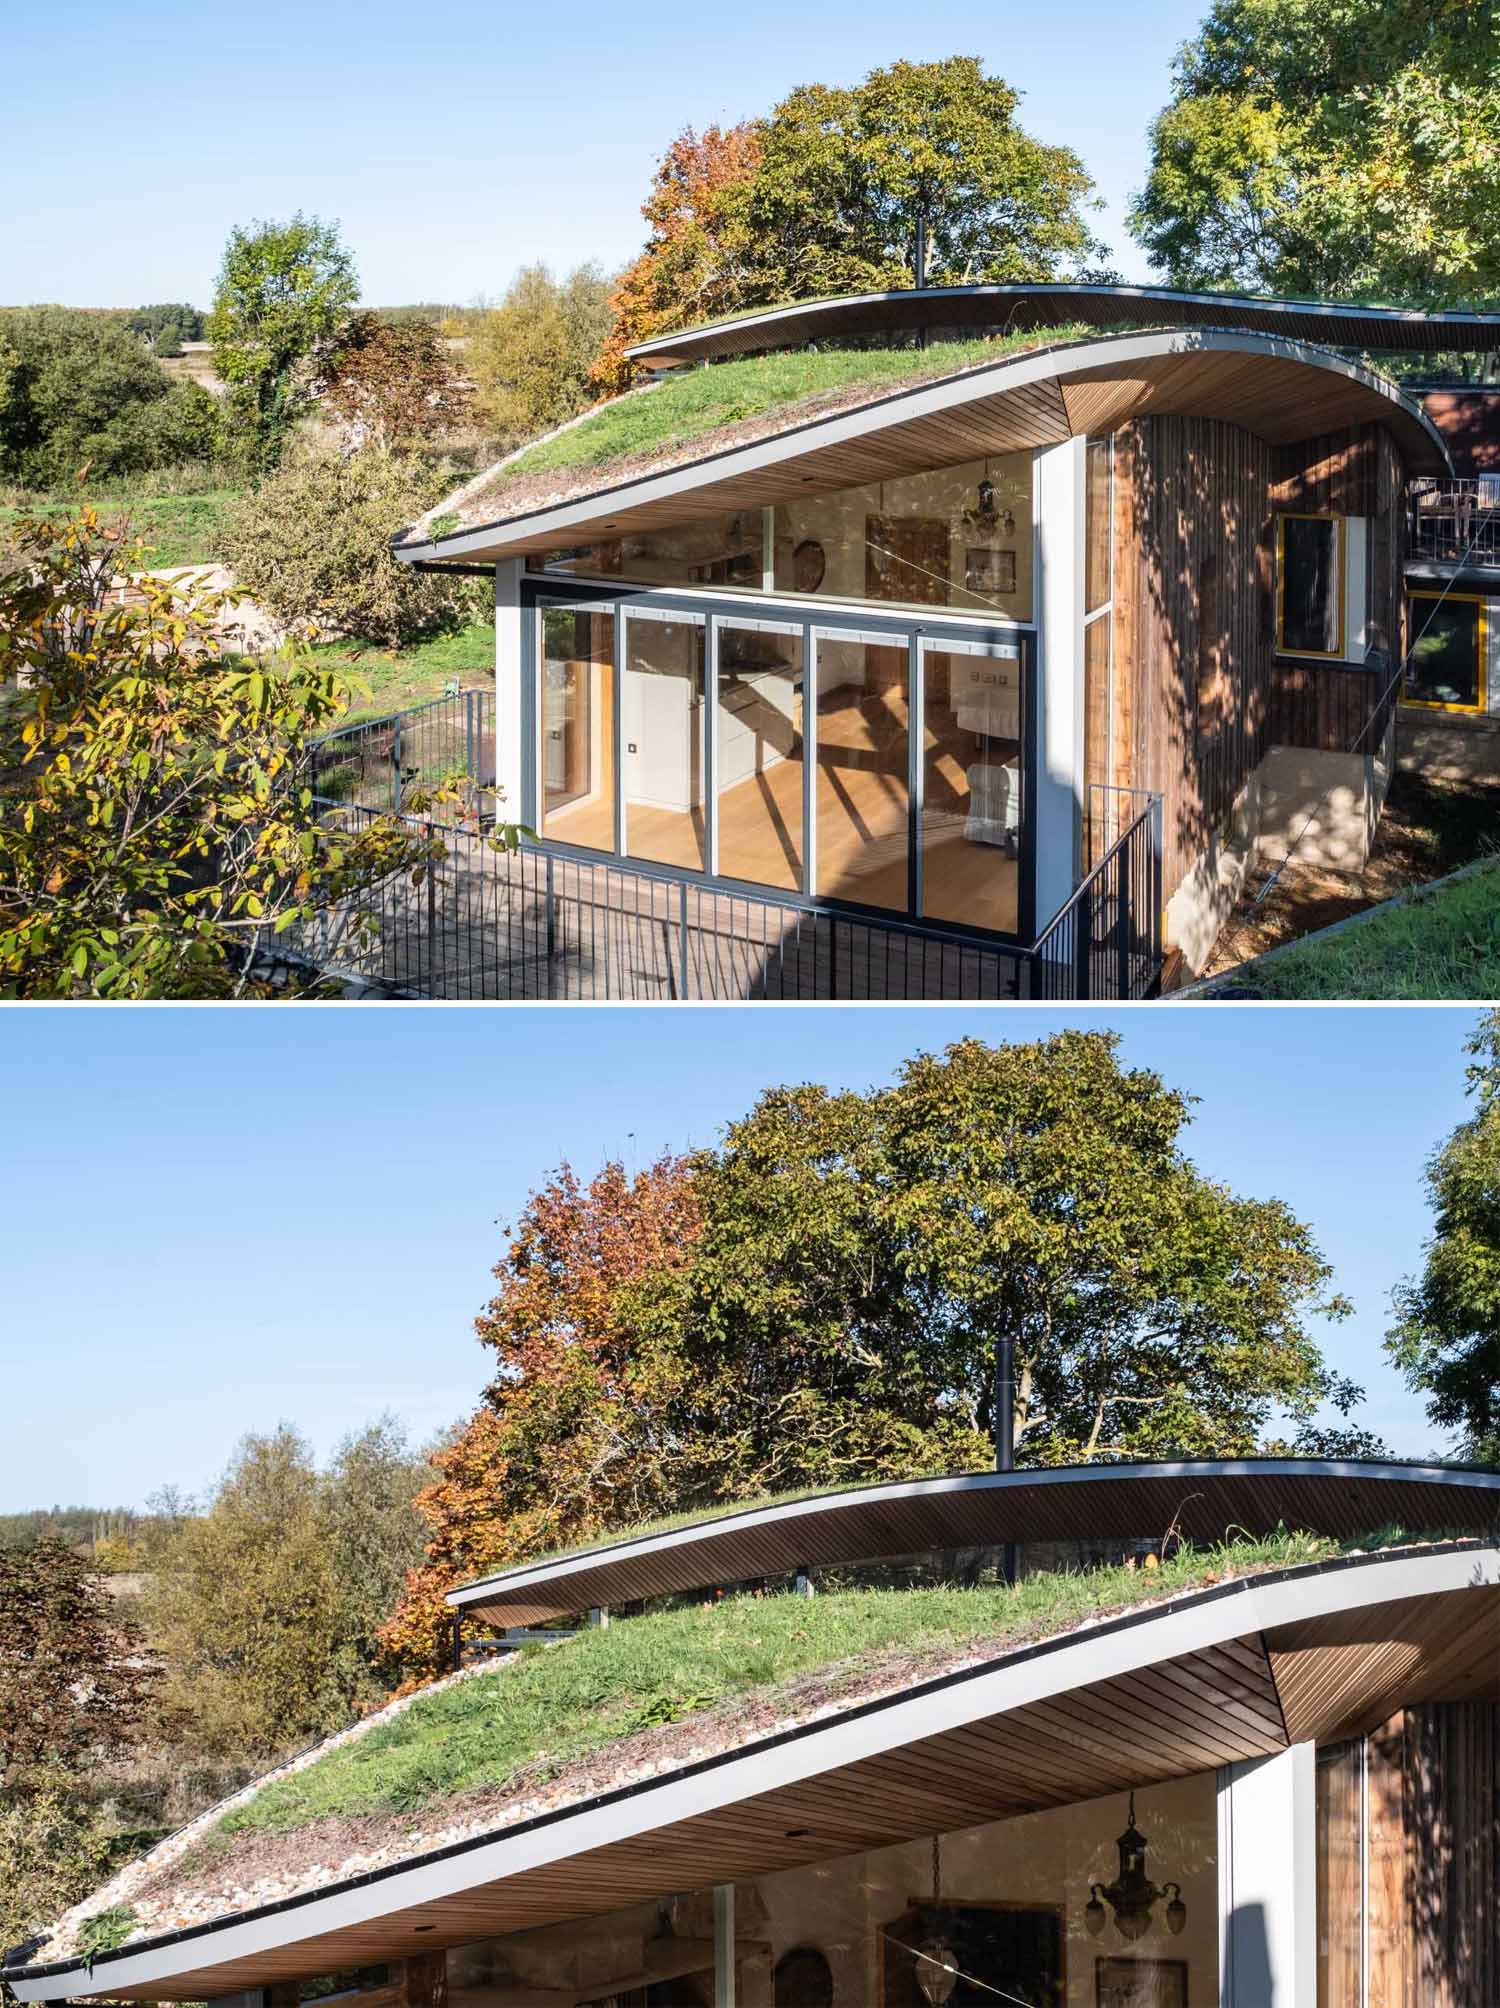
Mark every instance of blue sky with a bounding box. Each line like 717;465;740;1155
0;1004;1480;1512
2;0;1206;309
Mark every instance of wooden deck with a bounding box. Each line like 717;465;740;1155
306;835;1028;1001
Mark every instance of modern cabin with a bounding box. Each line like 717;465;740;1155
370;286;1500;996
9;1458;1497;2008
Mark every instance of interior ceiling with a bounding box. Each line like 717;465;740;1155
424;342;1448;567
54;1569;1498;2003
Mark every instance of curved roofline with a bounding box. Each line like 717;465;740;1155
10;1541;1495;2001
395;327;1449;569
624;281;1500;365
447;1456;1500;1623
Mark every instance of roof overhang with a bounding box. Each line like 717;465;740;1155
447;1457;1500;1628
10;1543;1495;2002
623;282;1500;366
393;329;1451;570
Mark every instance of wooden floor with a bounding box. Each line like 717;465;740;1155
541;692;1020;936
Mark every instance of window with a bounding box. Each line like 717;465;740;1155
538;605;614;850
1404;592;1486;713
1277;515;1345;658
1085;435;1113;616
542;455;1035;623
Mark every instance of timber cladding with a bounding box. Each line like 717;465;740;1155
1109;415;1275;903
1111;416;1411;903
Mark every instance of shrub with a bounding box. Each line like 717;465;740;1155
0;1769;114;1964
223;445;485;648
0;308;220;485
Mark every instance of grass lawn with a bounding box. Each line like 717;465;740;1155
0;487;242;569
313;621;495;720
1229;856;1500;1000
481;325;1098;500
213;1531;1341;1840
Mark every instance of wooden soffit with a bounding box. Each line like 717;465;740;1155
449;1460;1500;1630
395;331;1451;571
9;1547;1496;2005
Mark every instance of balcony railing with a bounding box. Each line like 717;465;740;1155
309;688;495;821
1408;478;1500;566
294;806;1162;1003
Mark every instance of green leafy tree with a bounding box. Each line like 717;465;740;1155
468;263;614;447
749;57;1101;297
209;214;359;468
1387;1012;1500;1462
222;444;486;648
127;304;204;357
0;1537;160;1793
1130;0;1500;304
0;502;448;998
0;309;218;485
0;1768;114;1975
321;1415;435;1692
144;1428;348;1758
684;1031;1359;1465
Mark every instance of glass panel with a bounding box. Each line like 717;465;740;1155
921;641;1023;935
1083;614;1113;869
1085;436;1112;615
1316;1742;1363;2008
1279;516;1342;655
447;1770;1219;2008
779;456;1033;621
542;456;1035;623
539;604;615;851
814;632;909;912
1406;596;1482;708
716;621;806;891
622;610;707;870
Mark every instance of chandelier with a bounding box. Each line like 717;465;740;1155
913;1834;961;2005
1083;1793;1187;1943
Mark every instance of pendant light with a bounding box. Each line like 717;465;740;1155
1083;1793;1186;1942
913;1834;960;2006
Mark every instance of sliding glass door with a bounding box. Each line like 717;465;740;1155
533;594;1030;939
919;636;1025;936
714;616;806;891
621;606;707;871
811;628;910;913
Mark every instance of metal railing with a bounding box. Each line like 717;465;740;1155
1408;479;1500;565
309;688;495;822
296;791;1164;1002
1030;789;1164;1001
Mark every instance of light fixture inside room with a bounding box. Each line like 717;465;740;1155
1083;1792;1186;1943
913;1834;960;2006
962;461;1015;538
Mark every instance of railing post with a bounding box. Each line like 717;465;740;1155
545;851;557;1001
1116;832;1130;999
392;717;402;814
1073;880;1092;999
1151;796;1165;985
678;880;691;999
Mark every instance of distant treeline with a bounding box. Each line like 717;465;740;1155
0;1504;173;1555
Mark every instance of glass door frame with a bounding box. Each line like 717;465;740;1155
521;578;1038;945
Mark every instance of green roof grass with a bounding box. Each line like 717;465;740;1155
1226;856;1500;1000
212;1532;1346;1841
493;327;1096;491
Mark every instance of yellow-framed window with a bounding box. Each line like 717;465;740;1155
1403;591;1488;714
1276;513;1347;659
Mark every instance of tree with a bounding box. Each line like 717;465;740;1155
0;309;220;486
127;304;204;357
0;1769;113;1974
596;127;763;392
144;1428;348;1758
596;60;1101;385
1387;1012;1500;1462
319;313;472;451
383;1032;1363;1683
1130;0;1500;304
0;1537;159;1792
685;1032;1357;1465
222;444;486;649
321;1415;434;1691
0;501;448;998
467;264;614;447
209;214;359;469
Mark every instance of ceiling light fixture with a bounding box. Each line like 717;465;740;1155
1084;1793;1186;1943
